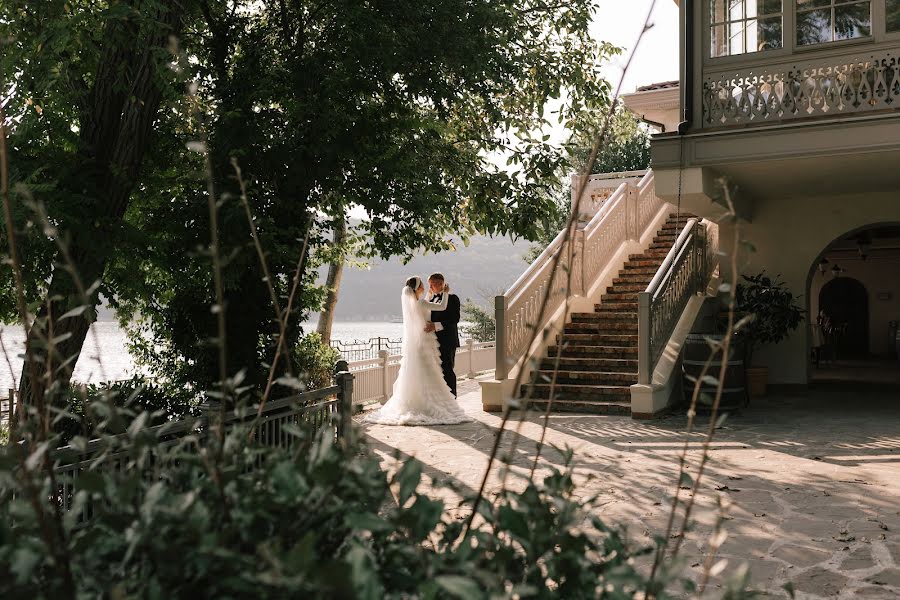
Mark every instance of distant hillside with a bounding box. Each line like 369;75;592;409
320;234;531;321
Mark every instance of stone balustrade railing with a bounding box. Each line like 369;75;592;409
703;46;900;127
638;219;719;385
495;170;666;381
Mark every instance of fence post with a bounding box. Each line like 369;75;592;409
638;291;652;385
494;295;508;380
7;388;14;438
466;339;476;378
335;360;353;448
627;184;638;241
199;398;221;443
379;349;390;402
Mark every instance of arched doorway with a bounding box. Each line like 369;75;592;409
807;222;900;387
818;277;869;358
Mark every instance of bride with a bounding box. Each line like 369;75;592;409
364;276;472;426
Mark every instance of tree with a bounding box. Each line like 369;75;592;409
4;1;619;397
1;0;188;403
523;106;652;264
108;0;619;393
461;299;496;343
316;216;348;345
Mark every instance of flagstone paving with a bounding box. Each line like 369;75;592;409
359;375;900;599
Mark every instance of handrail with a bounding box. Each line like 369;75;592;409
645;219;699;294
505;224;568;299
496;169;666;381
638;218;716;384
582;180;630;235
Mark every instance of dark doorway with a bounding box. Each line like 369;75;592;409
819;277;869;358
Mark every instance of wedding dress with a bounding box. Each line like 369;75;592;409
364;282;472;426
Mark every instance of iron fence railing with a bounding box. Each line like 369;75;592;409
49;369;354;519
638;219;718;384
330;337;402;361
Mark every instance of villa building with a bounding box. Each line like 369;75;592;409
483;0;900;416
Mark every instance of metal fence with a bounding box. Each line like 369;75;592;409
50;370;354;518
348;340;496;406
330;337;402;361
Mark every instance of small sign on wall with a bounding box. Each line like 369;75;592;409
877;292;893;301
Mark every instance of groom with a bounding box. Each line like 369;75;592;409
424;272;460;397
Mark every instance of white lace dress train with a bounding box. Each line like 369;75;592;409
364;288;472;426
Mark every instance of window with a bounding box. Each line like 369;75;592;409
796;1;872;46
888;0;900;33
710;0;784;57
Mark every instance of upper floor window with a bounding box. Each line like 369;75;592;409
710;1;784;57
796;0;872;45
888;0;900;32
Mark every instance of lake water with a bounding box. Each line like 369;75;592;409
0;320;411;390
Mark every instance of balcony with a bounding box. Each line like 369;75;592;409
702;44;900;127
649;40;900;221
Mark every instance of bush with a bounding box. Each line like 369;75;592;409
293;332;341;391
0;420;751;599
461;299;496;343
52;377;200;446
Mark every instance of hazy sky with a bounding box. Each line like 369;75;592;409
346;2;680;221
594;0;680;94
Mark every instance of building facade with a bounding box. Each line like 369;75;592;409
641;0;900;388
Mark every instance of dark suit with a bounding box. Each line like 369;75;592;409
430;293;460;397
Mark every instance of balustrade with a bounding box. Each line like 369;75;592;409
703;47;900;127
496;170;666;381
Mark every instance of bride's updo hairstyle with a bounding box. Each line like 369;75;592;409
404;276;422;293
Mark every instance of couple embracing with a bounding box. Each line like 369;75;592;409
365;273;472;426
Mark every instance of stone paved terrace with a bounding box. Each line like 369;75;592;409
359;376;900;599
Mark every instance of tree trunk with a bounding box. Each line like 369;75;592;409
18;1;184;405
316;216;347;344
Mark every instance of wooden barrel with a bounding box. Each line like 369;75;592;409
682;334;748;411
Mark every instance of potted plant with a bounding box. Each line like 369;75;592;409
733;272;805;397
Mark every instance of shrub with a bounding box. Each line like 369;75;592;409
52;377;200;445
0;421;749;599
461;299;496;343
293;332;341;391
734;272;805;365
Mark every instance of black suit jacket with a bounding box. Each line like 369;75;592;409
430;293;461;349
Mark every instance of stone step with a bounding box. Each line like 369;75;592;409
629;251;669;261
594;301;638;312
600;292;639;304
606;283;646;293
564;321;638;334
547;344;638;359
649;242;676;251
532;370;638;386
557;332;638;346
538;357;638;372
624;259;664;269
613;274;653;285
572;311;639;322
525;383;632;402
521;399;632;415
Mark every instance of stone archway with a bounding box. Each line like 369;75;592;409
818;277;869;358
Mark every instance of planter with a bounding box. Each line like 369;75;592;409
746;366;768;397
683;334;749;410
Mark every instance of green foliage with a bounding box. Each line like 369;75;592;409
569;106;653;175
461;299;496;343
1;0;619;394
293;332;341;392
734;272;805;365
51;377;200;445
523;107;651;264
0;417;735;598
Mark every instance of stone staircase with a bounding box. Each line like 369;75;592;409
522;213;697;414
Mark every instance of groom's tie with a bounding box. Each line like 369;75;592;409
431;293;442;302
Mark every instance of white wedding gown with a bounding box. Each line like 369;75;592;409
364;286;472;426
